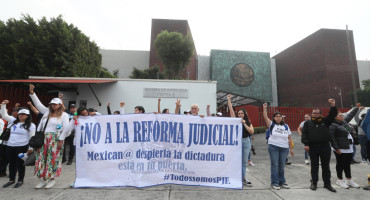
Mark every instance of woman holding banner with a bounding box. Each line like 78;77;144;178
227;94;254;187
263;103;294;190
29;84;69;189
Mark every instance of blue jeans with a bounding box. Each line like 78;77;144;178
268;144;289;185
242;137;251;180
359;135;368;161
305;151;309;160
352;145;357;160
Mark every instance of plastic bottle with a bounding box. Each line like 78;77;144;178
18;153;28;162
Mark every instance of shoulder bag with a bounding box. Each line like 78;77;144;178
29;117;49;148
0;124;15;141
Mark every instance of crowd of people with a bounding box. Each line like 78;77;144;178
0;84;369;191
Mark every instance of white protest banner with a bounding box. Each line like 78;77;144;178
74;114;242;189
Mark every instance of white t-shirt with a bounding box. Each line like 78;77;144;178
7;118;36;147
268;124;291;148
299;121;305;128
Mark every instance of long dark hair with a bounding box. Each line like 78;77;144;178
237;108;251;126
13;107;32;130
272;112;285;125
77;107;88;116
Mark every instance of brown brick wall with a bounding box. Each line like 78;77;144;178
274;29;359;107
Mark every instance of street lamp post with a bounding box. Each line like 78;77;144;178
334;86;343;108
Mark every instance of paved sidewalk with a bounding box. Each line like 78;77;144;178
0;132;369;200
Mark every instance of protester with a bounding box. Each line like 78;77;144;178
263;103;294;190
355;106;368;163
329;104;360;189
134;106;145;113
62;104;77;165
228;94;254;187
302;99;337;192
29;84;69;189
1;101;35;188
157;99;169;114
361;109;370;162
0;113;8;177
297;114;311;165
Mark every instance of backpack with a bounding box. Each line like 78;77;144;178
265;122;289;140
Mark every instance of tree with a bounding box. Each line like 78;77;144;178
350;79;370;106
130;66;164;79
362;79;370;90
0;14;115;79
154;31;194;79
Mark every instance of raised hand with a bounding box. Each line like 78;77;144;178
263;103;268;108
175;99;181;107
120;102;125;107
2;100;9;104
14;103;20;108
227;94;232;99
29;84;35;94
355;103;361;108
107;102;111;106
58;94;63;99
328;99;335;106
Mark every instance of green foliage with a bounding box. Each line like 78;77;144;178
112;69;119;77
362;79;370;90
130;65;164;79
0;14;114;79
154;31;194;79
352;88;370;106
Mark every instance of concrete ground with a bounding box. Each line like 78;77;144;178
0;132;369;200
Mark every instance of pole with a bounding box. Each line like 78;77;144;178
346;25;358;104
339;88;343;109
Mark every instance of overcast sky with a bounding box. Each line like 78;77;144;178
1;0;369;60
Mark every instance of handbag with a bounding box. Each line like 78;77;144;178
0;124;15;141
29;117;49;148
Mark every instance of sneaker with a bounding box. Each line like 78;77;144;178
67;160;73;165
280;183;290;189
286;161;291;165
243;179;252;187
45;180;56;189
361;160;367;164
336;180;349;189
248;161;255;166
35;180;48;189
345;179;359;188
272;185;280;190
305;159;309;165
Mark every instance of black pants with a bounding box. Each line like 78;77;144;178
6;145;28;182
0;143;8;174
63;133;75;161
334;152;352;179
309;143;332;185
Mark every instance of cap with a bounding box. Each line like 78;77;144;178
184;110;191;114
18;109;30;115
70;104;76;108
49;98;62;105
216;112;222;116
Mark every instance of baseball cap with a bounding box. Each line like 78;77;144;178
49;98;62;105
18;109;30;115
70;104;76;108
